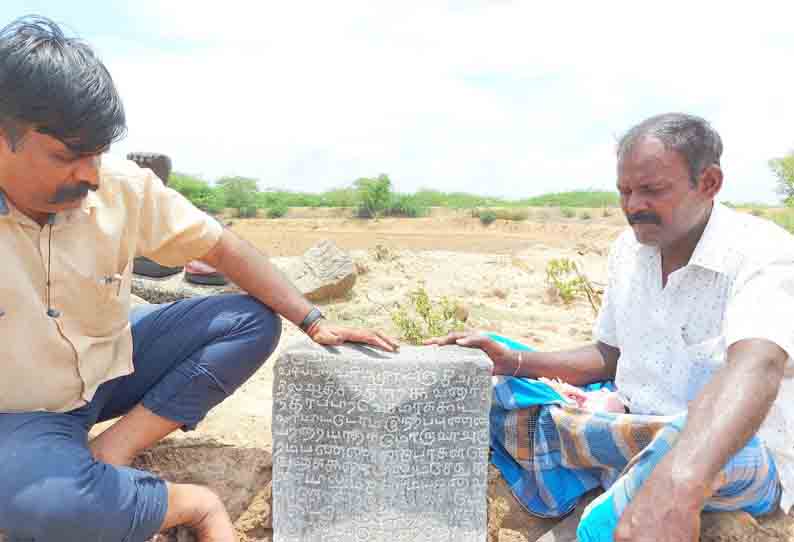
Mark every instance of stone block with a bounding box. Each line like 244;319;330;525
272;341;492;542
282;240;356;302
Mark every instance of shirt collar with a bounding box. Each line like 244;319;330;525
688;202;730;274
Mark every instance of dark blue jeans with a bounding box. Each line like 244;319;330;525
0;294;281;542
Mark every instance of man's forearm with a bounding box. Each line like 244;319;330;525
507;341;618;385
200;229;314;326
655;339;786;504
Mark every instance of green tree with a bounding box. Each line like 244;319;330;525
169;172;226;214
770;151;794;205
218;176;259;217
354;174;392;218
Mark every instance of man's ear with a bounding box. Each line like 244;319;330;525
697;164;723;199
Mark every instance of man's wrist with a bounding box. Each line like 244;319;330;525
496;350;529;376
299;307;324;334
652;458;710;511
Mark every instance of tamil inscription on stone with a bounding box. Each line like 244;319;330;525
272;341;492;542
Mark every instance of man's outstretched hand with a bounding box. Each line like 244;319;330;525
424;331;512;374
308;321;399;352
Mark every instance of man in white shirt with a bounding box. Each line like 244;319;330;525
432;113;794;541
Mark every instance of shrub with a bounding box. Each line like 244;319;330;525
391;288;465;345
750;208;765;217
494;208;529;221
170;172;226;214
770;210;794;234
354;174;392;218
520;190;619;208
267;203;288;218
321;187;358;207
580;211;592;220
218;176;259;218
545;258;602;313
560;207;576;218
386;194;429;217
479;210;497;225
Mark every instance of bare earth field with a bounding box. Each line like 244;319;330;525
195;209;625;449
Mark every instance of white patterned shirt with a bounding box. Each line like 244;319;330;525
594;203;794;511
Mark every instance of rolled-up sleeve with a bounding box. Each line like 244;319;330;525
135;169;223;266
723;257;794;363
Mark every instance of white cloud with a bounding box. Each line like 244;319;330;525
96;0;794;202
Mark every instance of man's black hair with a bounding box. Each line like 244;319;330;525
617;113;723;187
0;15;126;154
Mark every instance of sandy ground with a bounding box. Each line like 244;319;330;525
180;209;627;450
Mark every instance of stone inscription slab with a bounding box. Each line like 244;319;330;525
272;341;492;542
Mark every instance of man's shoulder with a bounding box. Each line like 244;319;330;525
715;204;794;263
100;154;147;186
97;154;151;203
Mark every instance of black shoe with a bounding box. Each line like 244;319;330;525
184;261;228;286
133;256;183;278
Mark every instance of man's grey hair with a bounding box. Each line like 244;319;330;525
617;113;723;187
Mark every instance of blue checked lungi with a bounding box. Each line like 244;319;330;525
487;334;781;541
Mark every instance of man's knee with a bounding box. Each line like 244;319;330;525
200;295;282;390
225;294;282;365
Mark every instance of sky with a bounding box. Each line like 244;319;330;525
1;1;793;203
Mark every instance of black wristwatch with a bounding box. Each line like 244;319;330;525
299;307;324;334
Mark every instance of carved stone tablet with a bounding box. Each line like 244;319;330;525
272;341;492;542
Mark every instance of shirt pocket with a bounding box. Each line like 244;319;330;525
74;261;132;337
683;334;725;403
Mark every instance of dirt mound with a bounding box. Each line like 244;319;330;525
137;438;273;542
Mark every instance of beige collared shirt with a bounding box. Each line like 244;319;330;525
0;155;223;413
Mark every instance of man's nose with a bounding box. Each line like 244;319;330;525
624;191;649;216
72;154;101;188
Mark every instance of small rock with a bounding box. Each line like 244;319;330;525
453;302;470;322
492;288;508;299
282;240;357;302
354;260;370;275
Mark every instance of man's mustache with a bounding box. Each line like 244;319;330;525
627;211;662;226
49;182;97;204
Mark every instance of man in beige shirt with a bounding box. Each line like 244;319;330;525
0;16;396;542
